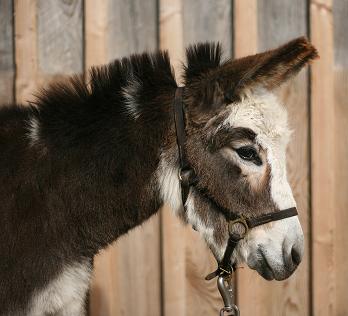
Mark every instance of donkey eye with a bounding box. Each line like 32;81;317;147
236;146;258;161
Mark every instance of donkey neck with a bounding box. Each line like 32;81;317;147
25;54;178;256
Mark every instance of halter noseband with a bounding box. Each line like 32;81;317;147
172;87;298;280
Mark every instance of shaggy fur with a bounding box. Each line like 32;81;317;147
0;37;317;314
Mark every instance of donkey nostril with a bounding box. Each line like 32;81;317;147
291;246;302;266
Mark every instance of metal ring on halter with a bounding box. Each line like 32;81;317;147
228;217;249;238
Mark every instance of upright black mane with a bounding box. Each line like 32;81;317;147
183;42;223;84
30;51;177;149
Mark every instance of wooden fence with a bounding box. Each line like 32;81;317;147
0;0;347;315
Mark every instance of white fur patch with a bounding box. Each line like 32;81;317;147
156;153;182;214
27;117;40;146
27;261;91;316
223;89;295;209
223;89;303;270
122;79;142;120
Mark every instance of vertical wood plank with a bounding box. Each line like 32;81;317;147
160;1;233;315
37;0;83;75
159;1;187;315
182;0;232;55
15;0;83;104
235;1;310;315
182;2;233;315
0;0;14;105
86;2;161;316
310;1;335;315
234;0;258;57
332;3;348;314
311;0;348;314
14;0;38;103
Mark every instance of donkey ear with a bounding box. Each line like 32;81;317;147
184;37;318;111
220;37;319;100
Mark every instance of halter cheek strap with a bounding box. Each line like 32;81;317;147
172;87;298;281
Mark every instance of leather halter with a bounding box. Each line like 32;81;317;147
172;87;298;280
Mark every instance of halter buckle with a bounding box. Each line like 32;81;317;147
228;217;249;239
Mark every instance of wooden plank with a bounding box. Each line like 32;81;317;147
182;2;233;315
0;0;14;105
14;0;38;104
182;0;232;55
159;1;187;315
234;0;258;57
160;1;233;315
311;0;348;314
235;1;310;315
310;1;336;315
85;2;161;316
332;3;348;314
15;0;83;104
37;0;83;75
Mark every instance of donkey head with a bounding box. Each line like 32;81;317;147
158;37;318;281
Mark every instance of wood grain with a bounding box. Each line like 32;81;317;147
234;0;258;57
15;0;83;104
37;0;83;75
182;1;233;315
311;0;348;315
0;0;14;105
310;1;336;315
14;0;38;104
236;1;310;315
85;1;161;315
159;1;188;315
332;3;348;314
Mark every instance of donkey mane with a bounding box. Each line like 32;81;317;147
30;51;177;146
184;42;223;82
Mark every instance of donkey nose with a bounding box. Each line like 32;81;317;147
291;245;302;266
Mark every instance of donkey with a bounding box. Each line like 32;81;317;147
0;37;317;315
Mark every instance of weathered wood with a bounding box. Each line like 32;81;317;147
332;3;348;314
182;2;232;315
311;0;348;315
159;1;187;315
0;0;14;105
234;0;258;57
310;1;335;315
86;1;161;316
182;0;232;56
37;0;83;75
161;1;233;315
15;0;83;104
14;0;38;104
236;1;310;315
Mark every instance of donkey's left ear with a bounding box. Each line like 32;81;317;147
221;37;319;100
184;37;318;110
